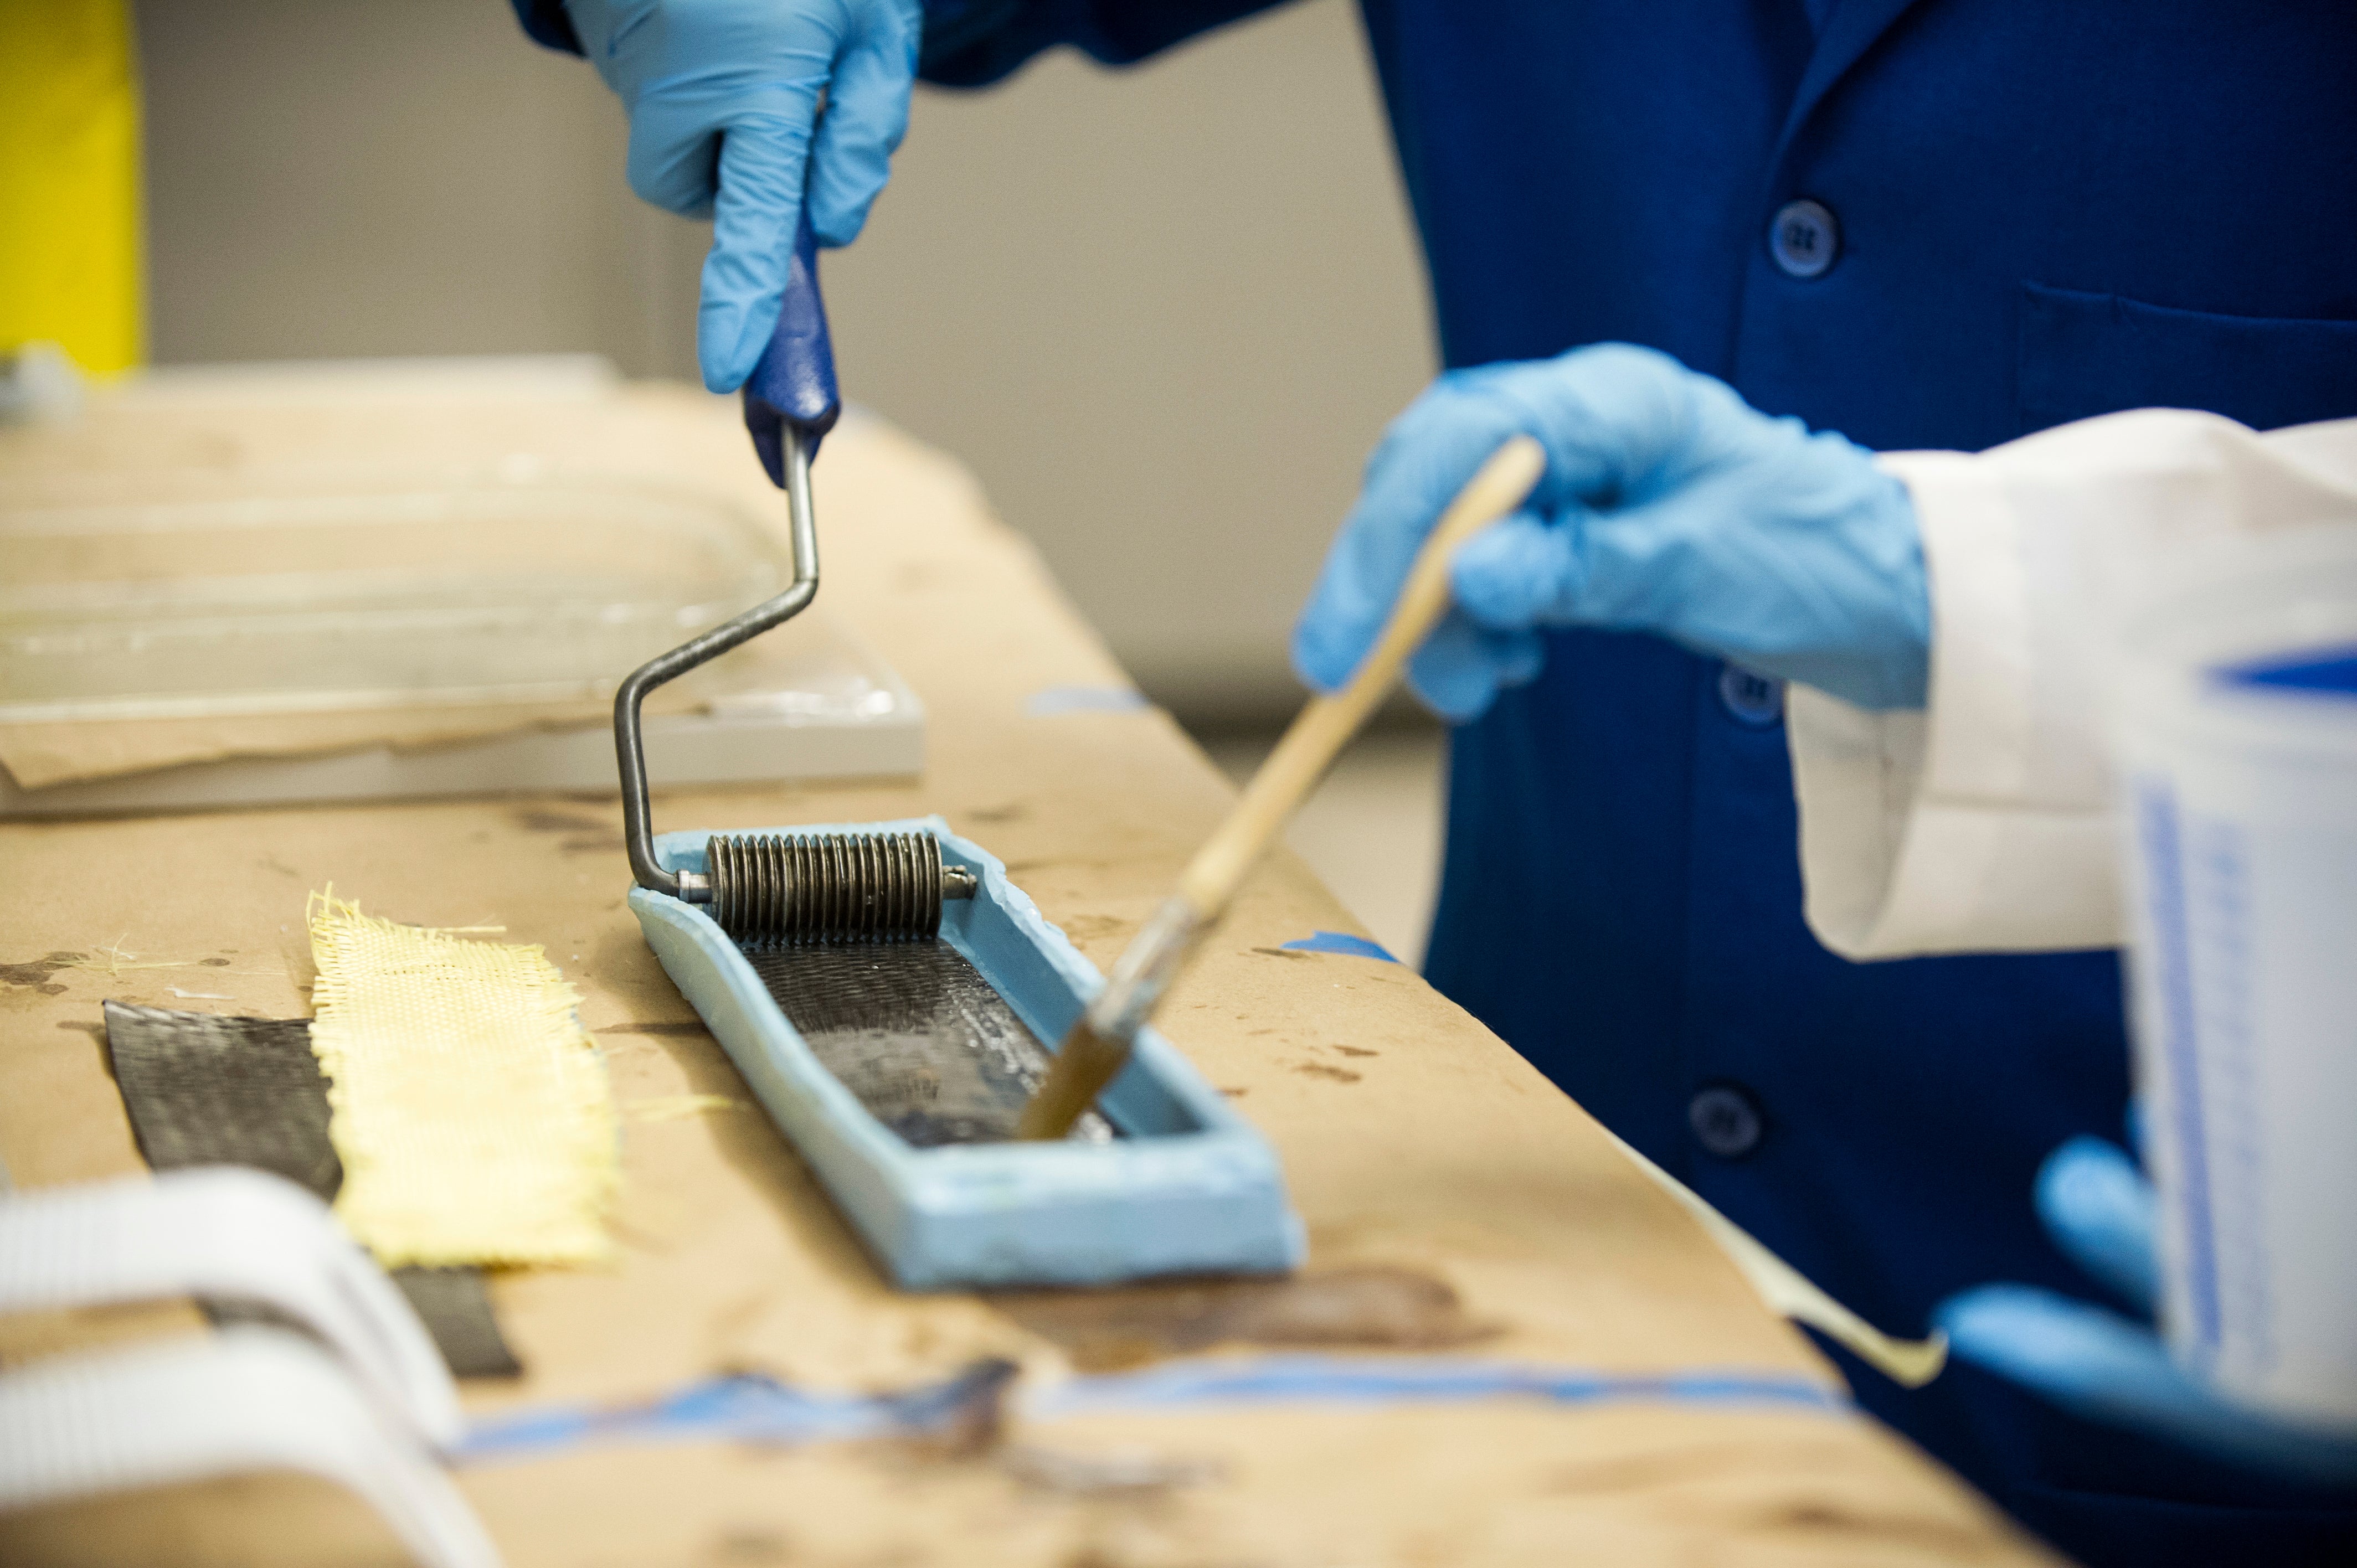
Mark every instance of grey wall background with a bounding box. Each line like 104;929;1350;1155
136;0;1437;725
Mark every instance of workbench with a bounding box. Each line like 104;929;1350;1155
0;368;2052;1566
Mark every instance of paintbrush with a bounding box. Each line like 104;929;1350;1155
1015;436;1548;1139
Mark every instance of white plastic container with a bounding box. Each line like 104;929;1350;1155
2113;524;2357;1428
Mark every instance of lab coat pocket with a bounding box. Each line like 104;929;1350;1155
2016;282;2357;437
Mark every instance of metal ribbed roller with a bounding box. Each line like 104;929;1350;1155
703;831;979;947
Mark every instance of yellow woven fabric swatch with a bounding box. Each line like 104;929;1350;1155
307;891;616;1267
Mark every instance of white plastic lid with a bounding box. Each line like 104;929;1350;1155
2116;524;2357;760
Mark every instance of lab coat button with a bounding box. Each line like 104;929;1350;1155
1769;199;1839;278
1717;663;1785;726
1690;1084;1764;1159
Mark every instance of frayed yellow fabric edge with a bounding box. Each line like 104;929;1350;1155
307;889;616;1267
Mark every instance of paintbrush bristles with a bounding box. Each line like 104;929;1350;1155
1014;1018;1134;1140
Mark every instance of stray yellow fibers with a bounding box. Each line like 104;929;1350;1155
625;1094;746;1122
306;891;616;1267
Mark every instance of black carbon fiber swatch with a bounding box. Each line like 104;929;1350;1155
101;1000;522;1379
740;944;1112;1147
99;1005;339;1195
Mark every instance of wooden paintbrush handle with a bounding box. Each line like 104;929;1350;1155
1176;435;1545;915
1016;435;1546;1142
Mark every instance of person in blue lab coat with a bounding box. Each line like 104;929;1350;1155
513;3;2357;1560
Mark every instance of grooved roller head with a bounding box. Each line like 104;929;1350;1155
706;831;968;946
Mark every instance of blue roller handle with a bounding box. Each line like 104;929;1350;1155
741;209;841;487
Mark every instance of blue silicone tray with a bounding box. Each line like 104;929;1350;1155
629;817;1305;1288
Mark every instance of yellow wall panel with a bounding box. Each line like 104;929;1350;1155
1;0;145;374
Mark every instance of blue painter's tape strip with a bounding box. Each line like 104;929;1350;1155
1027;1354;1848;1419
1026;684;1151;717
452;1355;1849;1463
1279;931;1398;962
455;1361;1018;1463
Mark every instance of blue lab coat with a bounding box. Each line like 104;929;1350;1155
922;5;2357;1561
516;0;2357;1557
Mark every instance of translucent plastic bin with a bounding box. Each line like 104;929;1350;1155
0;462;924;813
1;463;794;722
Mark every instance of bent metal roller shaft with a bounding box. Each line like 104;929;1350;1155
1013;436;1549;1140
613;210;975;946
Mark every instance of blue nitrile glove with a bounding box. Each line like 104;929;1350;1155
1291;344;1930;722
563;0;922;392
1936;1137;2357;1488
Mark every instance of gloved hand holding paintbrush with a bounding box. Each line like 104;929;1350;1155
1018;341;1934;1137
1014;436;1547;1139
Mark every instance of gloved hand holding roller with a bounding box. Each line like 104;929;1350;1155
561;0;922;394
1013;436;1548;1139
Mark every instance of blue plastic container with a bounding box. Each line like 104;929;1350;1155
629;817;1305;1289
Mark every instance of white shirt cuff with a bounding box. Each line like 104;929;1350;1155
1788;451;2120;959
